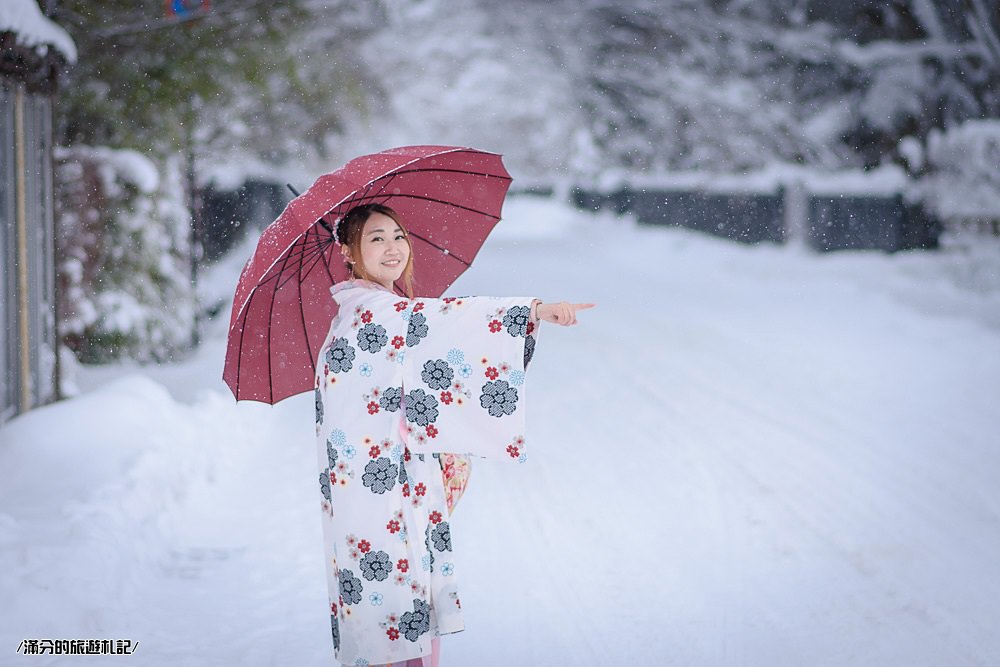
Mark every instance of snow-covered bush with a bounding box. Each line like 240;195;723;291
920;120;1000;227
54;146;196;363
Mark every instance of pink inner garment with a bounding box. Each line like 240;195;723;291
383;636;440;667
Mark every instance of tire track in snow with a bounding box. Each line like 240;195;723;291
619;312;1000;666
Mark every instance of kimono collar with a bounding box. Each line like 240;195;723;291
329;279;395;297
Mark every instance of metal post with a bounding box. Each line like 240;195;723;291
783;179;809;250
14;85;31;413
45;96;61;400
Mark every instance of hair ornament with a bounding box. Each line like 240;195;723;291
329;215;344;244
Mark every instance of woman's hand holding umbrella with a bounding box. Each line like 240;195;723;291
531;301;596;326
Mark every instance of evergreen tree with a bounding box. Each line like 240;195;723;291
55;0;380;161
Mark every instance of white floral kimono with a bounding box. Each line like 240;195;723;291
314;279;539;666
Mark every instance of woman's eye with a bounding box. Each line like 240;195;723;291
370;236;382;242
395;234;405;240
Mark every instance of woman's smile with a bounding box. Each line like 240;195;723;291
344;211;413;290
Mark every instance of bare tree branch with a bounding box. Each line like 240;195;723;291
965;0;1000;68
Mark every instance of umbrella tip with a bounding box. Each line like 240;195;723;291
287;183;300;197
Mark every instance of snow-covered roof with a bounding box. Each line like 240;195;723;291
0;0;77;64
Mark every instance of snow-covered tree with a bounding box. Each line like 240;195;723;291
55;146;194;363
55;0;381;162
335;0;998;184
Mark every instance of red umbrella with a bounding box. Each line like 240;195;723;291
223;145;513;404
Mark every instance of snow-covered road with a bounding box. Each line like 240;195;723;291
2;198;999;666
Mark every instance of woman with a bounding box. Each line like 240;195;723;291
315;204;592;667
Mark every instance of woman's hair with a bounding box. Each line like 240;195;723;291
335;203;414;298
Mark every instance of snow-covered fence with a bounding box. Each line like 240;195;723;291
589;187;786;245
570;165;941;252
807;195;939;252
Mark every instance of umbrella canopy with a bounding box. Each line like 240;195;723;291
223;145;513;404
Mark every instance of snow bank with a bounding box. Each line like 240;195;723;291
0;0;77;63
0;368;306;664
0;375;212;640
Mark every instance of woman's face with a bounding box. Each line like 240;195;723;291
351;212;411;289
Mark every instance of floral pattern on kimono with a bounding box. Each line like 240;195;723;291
315;280;539;667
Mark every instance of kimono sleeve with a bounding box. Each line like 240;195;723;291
400;296;539;463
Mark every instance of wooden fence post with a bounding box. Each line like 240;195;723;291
14;84;32;413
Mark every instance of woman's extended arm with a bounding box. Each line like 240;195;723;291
530;300;595;326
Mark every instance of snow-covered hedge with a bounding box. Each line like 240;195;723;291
54;146;196;363
920;120;1000;223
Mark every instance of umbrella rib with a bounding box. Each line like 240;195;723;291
283;234;328;263
234;299;249;400
350;174;393;211
277;236;332;291
320;175;395;230
297;235;333;283
285;232;329;258
260;236;326;279
296;228;315;377
406;230;472;268
328;169;504;219
394;192;503;219
319;171;507;231
264;236;300;404
388;166;512;181
295;226;338;286
330;184;372;219
318;228;338;285
233;225;335;402
344;191;504;221
261;229;327;287
350;172;481;272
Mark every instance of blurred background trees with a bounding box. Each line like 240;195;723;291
52;0;381;361
50;0;1000;362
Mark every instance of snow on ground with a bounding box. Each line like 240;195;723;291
2;196;1000;666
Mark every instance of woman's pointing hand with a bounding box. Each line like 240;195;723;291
533;301;596;326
